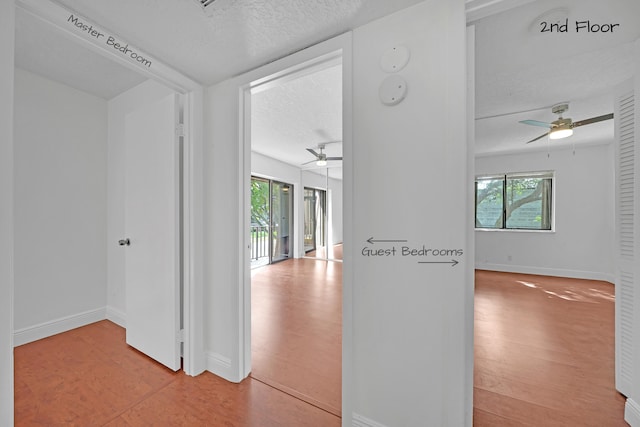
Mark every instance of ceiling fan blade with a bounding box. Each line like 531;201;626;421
525;132;549;144
301;159;316;165
519;119;552;128
306;148;319;157
326;157;343;161
572;113;614;128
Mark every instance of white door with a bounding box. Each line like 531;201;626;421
124;94;181;371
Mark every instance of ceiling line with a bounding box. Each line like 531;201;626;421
16;0;201;93
466;0;539;23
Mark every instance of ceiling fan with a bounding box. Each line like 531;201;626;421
303;142;342;166
519;103;613;144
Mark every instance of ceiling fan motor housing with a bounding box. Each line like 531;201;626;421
552;117;572;128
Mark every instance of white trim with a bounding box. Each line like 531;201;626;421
465;24;477;426
106;306;127;328
475;263;615;283
182;88;206;377
352;413;389;427
15;0;200;93
626;398;640;426
465;0;538;24
13;308;106;347
205;351;236;382
237;33;352;384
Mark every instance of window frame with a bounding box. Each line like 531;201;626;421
475;171;555;232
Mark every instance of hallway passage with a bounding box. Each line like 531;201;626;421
251;257;342;417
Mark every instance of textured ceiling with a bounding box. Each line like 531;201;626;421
13;0;640;158
15;7;146;99
251;63;342;177
52;0;424;86
474;0;640;154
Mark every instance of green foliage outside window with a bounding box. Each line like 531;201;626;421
475;172;553;230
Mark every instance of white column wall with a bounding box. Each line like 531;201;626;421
0;2;15;424
348;1;470;425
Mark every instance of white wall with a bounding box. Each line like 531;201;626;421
475;143;615;282
106;80;175;325
13;68;108;343
0;2;14;424
205;3;470;424
347;1;470;425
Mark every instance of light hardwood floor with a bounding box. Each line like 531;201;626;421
14;267;626;425
474;270;626;426
251;258;342;417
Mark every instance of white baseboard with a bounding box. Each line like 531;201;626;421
13;307;106;347
475;263;614;283
205;351;237;382
106;306;126;328
626;398;640;426
352;413;389;427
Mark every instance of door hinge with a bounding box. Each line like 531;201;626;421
178;329;185;343
175;123;185;138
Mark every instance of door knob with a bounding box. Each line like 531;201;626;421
118;238;130;246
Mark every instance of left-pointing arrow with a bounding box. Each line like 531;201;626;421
367;237;408;245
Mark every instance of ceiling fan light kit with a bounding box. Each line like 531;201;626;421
519;102;613;144
549;125;573;140
302;142;343;167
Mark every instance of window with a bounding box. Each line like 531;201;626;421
475;171;553;230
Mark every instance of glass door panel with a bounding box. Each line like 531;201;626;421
303;187;326;258
304;188;317;253
250;177;270;268
271;181;292;263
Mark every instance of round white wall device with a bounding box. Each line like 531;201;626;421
379;75;407;106
380;45;411;73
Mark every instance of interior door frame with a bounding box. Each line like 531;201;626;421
239;33;351;383
14;0;206;376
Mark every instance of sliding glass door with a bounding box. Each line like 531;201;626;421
251;177;293;267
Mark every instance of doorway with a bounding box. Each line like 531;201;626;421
244;48;344;415
12;0;204;377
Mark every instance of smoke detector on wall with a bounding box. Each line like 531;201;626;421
193;0;235;16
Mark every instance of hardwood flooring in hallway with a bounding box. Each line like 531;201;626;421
251;258;342;417
14;269;626;425
14;320;340;426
